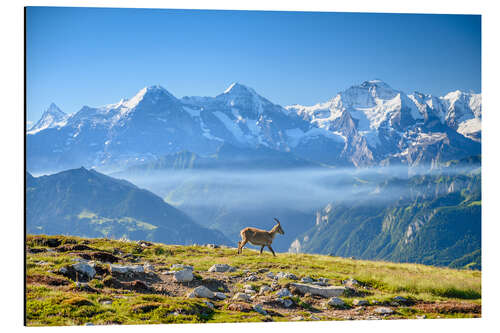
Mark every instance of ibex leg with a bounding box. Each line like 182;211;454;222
267;245;276;256
259;245;264;255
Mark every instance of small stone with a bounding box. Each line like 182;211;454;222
416;315;427;319
277;298;293;308
327;297;345;307
101;300;113;305
353;299;369;306
259;285;272;294
233;292;251;302
245;289;256;295
72;261;96;280
374;307;394;315
310;315;320;321
208;264;235;272
253;304;267;315
393;296;409;304
276;288;292;298
214;292;227;300
186;291;196;298
266;272;276;279
291;316;304;321
243;284;253;290
144;263;154;272
193;286;215;299
301;276;314;283
204;301;214;309
244;275;258;282
290;283;346;298
173;269;194;282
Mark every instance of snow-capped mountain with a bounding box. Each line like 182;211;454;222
286;80;481;166
28;103;68;134
27;80;481;173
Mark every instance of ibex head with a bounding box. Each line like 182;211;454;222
273;218;285;235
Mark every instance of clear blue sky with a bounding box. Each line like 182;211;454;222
26;7;481;123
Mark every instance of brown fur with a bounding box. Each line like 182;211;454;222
237;218;284;256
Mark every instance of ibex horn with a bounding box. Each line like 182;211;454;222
274;218;280;224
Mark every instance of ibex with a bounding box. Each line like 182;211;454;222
237;218;284;256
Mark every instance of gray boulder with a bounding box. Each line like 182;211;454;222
374;307;394;315
214;292;227;300
72;261;96;279
233;292;251;302
193;286;215;299
290;283;346;298
253;304;267;315
276;288;293;298
301;276;314;283
208;264;236;273
174;269;194;282
110;264;144;274
259;285;272;294
327;297;345;307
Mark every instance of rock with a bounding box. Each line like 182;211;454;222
353;299;369;306
342;278;360;288
144;263;155;272
244;275;258;282
205;244;219;248
204;301;214;309
186;291;196;298
173;269;194;283
72;261;96;280
270;282;279;289
233;292;251;302
171;264;194;271
277;298;293;308
393;296;409;304
138;240;153;247
259;285;272;294
253;304;267;315
243;284;253;290
228;302;252;312
276;272;298;280
310;315;320;321
193;286;215;299
291;316;304;321
245;289;256;295
101;300;113;305
276;288;292;298
311;277;330;286
110;264;144;274
257;268;269;273
327;297;346;307
266;272;276;279
208;264;235;272
301;276;314;283
416;315;427;319
290;283;346;298
214;292;227;300
374;307;394;315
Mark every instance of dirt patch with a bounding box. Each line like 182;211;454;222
227;302;253;312
30;236;62;248
27;274;70;286
103;277;153;293
414;301;481;314
77;251;120;263
56;244;95;252
131;302;162;313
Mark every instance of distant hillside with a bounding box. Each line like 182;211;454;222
26;167;230;245
290;159;481;270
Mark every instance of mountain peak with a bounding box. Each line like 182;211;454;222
222;82;257;96
360;79;392;89
28;103;68;134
